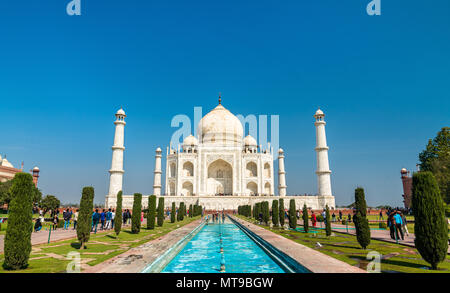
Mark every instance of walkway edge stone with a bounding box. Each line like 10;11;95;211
231;216;366;273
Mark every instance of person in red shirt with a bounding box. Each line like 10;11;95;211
311;213;317;227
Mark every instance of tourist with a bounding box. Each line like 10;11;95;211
92;209;100;233
100;209;106;230
401;212;409;237
141;211;144;223
379;210;384;221
111;209;115;229
73;209;79;230
311;212;317;227
347;213;352;223
52;214;59;231
63;208;71;230
338;210;342;221
123;209;128;224
105;208;112;229
127;209;132;224
332;212;336;222
387;212;395;239
296;210;300;220
393;211;404;240
34;217;42;232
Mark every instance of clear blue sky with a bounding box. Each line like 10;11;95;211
1;0;449;206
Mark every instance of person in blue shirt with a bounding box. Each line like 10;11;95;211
100;210;106;230
393;211;404;240
105;209;112;230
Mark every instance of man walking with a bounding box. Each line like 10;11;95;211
63;208;71;230
393;210;404;240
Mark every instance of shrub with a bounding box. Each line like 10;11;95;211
279;199;285;226
131;193;142;234
114;191;123;235
354;187;371;249
171;202;176;223
302;204;309;233
325;205;331;236
288;199;297;229
378;222;387;229
412;171;448;270
77;186;94;250
262;201;270;225
316;214;324;222
3;173;34;270
341;219;347;225
272;200;279;227
189;204;193;218
157;197;164;227
147;195;156;229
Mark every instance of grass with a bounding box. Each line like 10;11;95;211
237;215;450;273
0;216;200;273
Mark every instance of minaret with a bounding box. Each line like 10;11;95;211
314;108;332;196
32;166;40;187
153;147;162;195
278;148;287;196
108;108;126;198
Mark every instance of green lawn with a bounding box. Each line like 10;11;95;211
0;216;200;273
237;215;450;273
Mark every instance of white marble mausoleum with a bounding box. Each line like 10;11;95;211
104;98;335;211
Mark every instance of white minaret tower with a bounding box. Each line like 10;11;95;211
278;148;287;196
314;108;332;196
153;147;162;195
108;108;126;199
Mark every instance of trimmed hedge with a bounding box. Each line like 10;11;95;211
3;173;34;270
131;193;142;234
147;195;156;230
157;197;164;227
114;191;123;235
77;186;94;250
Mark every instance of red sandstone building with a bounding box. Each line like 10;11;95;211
0;154;40;187
400;168;412;209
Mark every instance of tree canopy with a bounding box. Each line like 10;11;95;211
39;195;61;215
419;127;450;203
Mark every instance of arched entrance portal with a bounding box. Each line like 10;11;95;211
207;159;232;195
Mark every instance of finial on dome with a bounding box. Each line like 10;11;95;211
218;92;222;105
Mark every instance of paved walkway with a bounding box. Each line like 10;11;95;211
233;216;366;273
0;225;128;254
304;220;450;254
83;219;202;273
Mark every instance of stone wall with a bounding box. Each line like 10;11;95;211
105;195;335;211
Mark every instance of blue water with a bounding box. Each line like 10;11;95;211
162;218;285;273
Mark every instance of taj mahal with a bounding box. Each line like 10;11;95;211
104;98;335;211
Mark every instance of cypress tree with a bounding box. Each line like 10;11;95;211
3;173;33;270
288;199;297;229
171;202;176;223
180;202;185;220
114;191;123;235
157;197;165;227
325;205;332;236
147;195;156;229
272;200;279;227
354;187;371;249
302;204;309;233
262;201;270;225
131;193;142;234
189;204;193;217
412;171;448;270
77;186;94;249
279;199;285;227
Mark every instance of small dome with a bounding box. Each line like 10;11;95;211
278;148;284;153
314;108;324;116
156;147;162;152
116;108;126;116
244;135;257;146
33;166;40;171
1;158;14;168
183;135;198;146
401;168;407;174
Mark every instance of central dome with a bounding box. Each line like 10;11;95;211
198;103;243;145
